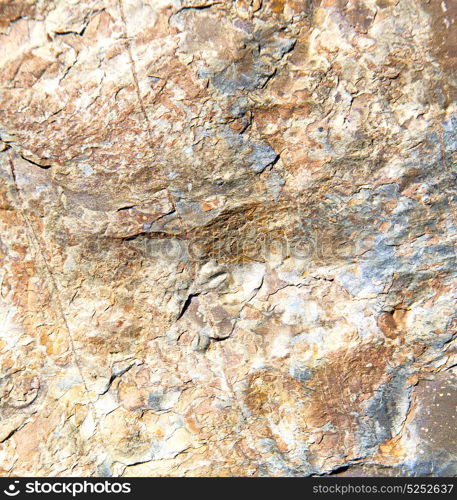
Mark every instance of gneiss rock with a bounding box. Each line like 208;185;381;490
0;0;456;477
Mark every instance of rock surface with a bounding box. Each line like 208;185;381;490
0;0;456;477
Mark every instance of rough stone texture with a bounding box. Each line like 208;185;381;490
0;0;456;477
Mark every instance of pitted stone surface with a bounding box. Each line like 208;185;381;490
0;0;456;476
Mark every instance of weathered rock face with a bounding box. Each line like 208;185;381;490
0;0;456;477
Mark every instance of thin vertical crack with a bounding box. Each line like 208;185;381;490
117;0;191;241
116;0;197;281
7;154;101;429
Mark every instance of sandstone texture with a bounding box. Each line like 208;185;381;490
0;0;456;477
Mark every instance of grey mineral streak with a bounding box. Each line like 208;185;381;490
0;0;456;477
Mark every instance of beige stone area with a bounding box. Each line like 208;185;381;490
0;0;456;476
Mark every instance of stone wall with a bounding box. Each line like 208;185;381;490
0;0;456;476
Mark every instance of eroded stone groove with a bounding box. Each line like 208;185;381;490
0;0;456;477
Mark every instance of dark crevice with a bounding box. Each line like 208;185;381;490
326;464;351;475
53;9;102;37
0;423;25;444
121;233;145;242
169;2;223;24
99;363;135;395
117;205;136;212
270;153;280;167
149;208;176;223
281;39;297;57
54;29;85;36
211;335;232;342
120;230;183;242
175;2;222;14
20;154;52;169
259;69;277;89
263;151;280;171
177;293;199;321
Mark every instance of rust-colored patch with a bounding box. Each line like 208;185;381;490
377;307;411;339
377;312;399;339
269;0;285;13
304;343;396;466
343;0;376;33
308;344;394;429
245;369;305;421
422;0;457;105
376;0;397;8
